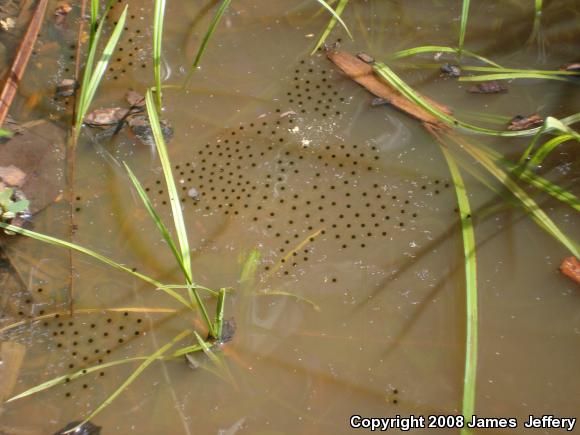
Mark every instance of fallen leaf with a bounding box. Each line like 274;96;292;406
125;90;145;108
507;114;543;131
560;256;580;286
468;80;507;94
84;107;129;128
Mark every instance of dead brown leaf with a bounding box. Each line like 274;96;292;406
560;256;580;286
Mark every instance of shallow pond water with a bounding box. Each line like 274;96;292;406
0;0;579;434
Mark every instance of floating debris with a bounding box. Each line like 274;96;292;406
55;78;77;98
187;186;200;201
468;80;507;94
0;17;15;32
128;115;173;147
54;2;72;25
560;62;580;73
560;257;580;286
371;97;391;107
356;52;375;64
54;421;101;435
507;114;543;131
440;63;461;77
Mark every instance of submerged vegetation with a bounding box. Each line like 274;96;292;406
0;0;578;432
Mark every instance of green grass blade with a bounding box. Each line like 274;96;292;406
123;162;190;278
193;331;235;384
458;0;471;56
240;249;261;284
475;144;580;212
529;0;543;42
145;90;191;282
528;134;576;168
518;125;546;165
77;0;115;126
450;134;580;257
373;62;545;137
89;0;100;45
7;339;206;403
311;0;349;54
390;45;501;68
163;284;221;297
460;65;580;76
70;330;191;433
0;222;192;309
8;357;148;402
145;90;215;336
313;0;353;40
438;145;477;431
259;290;321;312
76;5;127;137
459;72;571;82
0;128;13;138
153;0;166;111
214;288;226;340
192;0;230;70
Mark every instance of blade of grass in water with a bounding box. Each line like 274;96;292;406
529;0;543;43
527;134;576;168
68;330;191;433
153;0;166;111
184;0;231;85
474;143;580;212
458;0;470;57
8;339;203;403
145;90;215;336
259;290;321;311
75;4;127;137
459;72;572;82
311;0;349;54
437;142;478;433
214;288;226;340
124;162;191;281
373;61;570;138
313;0;353;40
390;45;501;68
89;0;100;45
448;133;580;257
0;222;191;309
240;249;261;284
460;65;580;76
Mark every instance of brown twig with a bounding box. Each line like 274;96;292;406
325;49;452;127
0;0;49;126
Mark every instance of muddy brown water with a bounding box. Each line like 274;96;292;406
0;0;579;434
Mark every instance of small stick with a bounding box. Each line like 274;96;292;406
0;0;49;126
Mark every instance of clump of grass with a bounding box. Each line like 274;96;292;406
75;3;127;138
435;134;478;433
153;0;166;111
0;84;231;427
458;0;471;57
